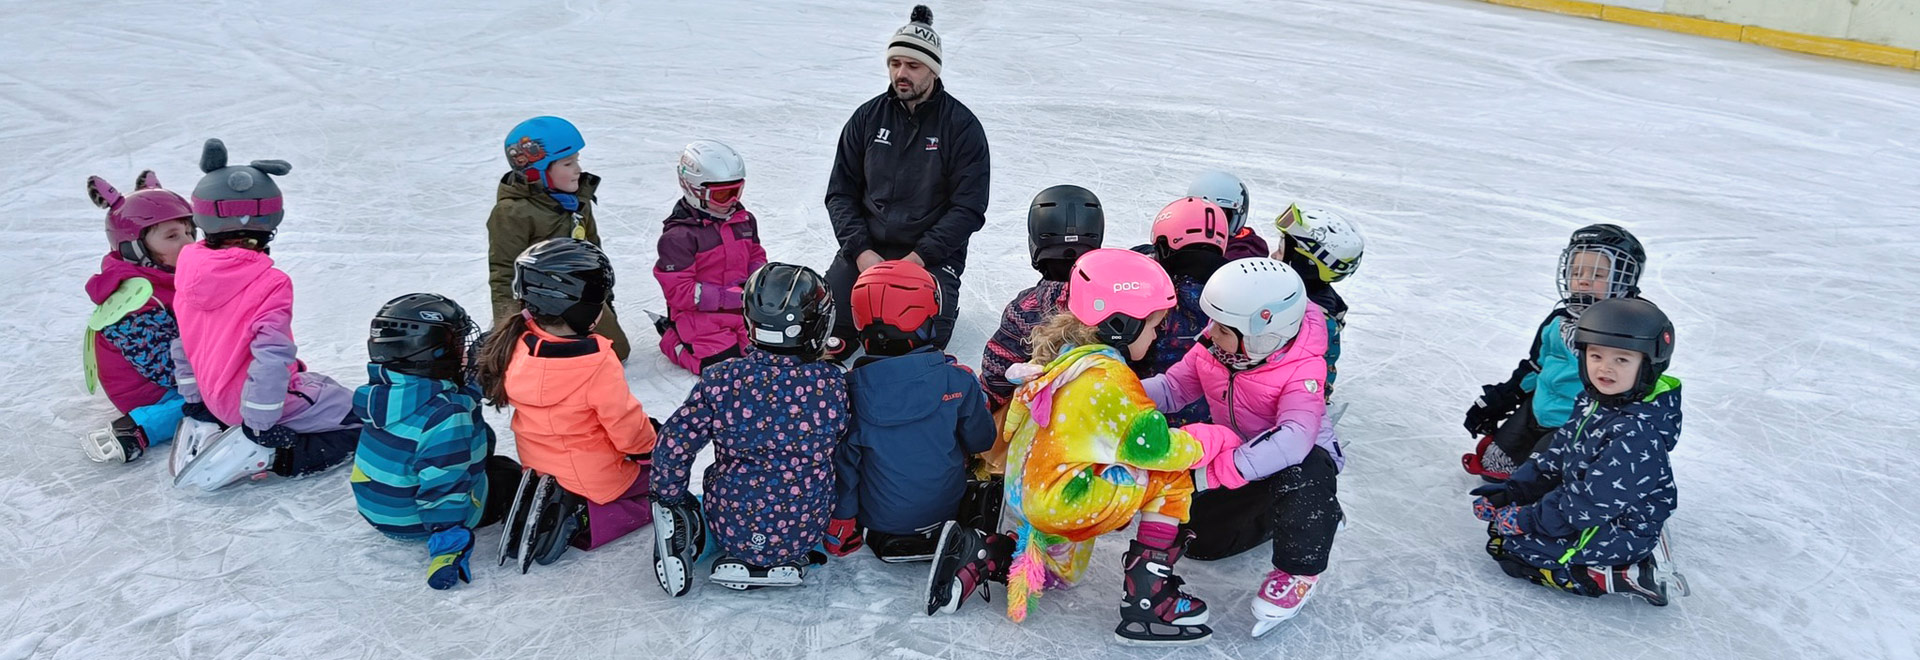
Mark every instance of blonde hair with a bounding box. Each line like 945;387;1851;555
1025;311;1102;363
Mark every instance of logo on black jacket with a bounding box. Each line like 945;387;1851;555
925;136;940;151
874;128;892;146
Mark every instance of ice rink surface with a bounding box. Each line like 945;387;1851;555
3;0;1917;657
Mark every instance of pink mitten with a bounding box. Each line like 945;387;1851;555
1183;423;1249;490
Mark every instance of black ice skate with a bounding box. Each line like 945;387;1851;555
924;520;1014;615
83;414;148;463
651;497;707;597
496;467;535;567
517;474;587;574
1115;531;1211;646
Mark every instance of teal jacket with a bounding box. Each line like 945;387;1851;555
350;366;495;540
1522;315;1583;429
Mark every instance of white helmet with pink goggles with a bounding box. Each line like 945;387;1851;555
1150;196;1229;258
1067;248;1176;347
1199;257;1308;361
677;140;747;216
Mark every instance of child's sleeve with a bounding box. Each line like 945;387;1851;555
1069;361;1204;473
588;355;656;456
831;432;863;521
1522;418;1668;539
956;366;996;455
1139;345;1206;413
650;379;716;501
239;285;298;431
654;226;741;313
171;338;201;404
412;409;482;532
486;203;532;324
1229;370;1329;482
978;296;1031;410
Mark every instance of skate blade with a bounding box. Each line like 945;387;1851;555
656;557;690;597
518;475;555;575
496;468;532;567
923;521;962;615
1112;629;1212;647
877;553;936;564
171;427;270;491
1252;618;1283;638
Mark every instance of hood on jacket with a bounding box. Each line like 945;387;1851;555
1619;375;1682;453
849;346;949;426
504;324;606;408
174;242;276;314
495;171;601;208
86;253;176;306
356;364;463;432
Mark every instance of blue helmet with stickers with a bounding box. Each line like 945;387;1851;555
503;116;584;187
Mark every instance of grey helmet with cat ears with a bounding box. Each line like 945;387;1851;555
190;139;292;237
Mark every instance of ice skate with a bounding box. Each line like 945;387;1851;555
710;551;824;590
83;415;146;463
171;426;274;491
1251;569;1321;637
495;467;535;567
168;416;225;478
651;497;707;597
924;520;1014;615
1114;532;1211;646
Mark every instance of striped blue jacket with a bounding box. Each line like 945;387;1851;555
350;365;495;540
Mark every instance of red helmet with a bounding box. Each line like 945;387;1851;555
851;260;941;352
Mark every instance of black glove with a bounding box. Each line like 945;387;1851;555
1463;361;1531;436
182;401;221;425
1469;483;1512;508
243;425;300;449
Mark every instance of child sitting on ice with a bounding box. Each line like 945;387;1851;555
826;261;995;562
1131;197;1231;426
168;139;360;490
650;263;848;595
980;185;1105;412
1463;224;1648;479
487;116;629;359
352;293;523;590
81;171;196;464
1271;204;1365;398
1187;171;1268;260
473;239;657;571
652;140;767;373
1471;297;1683;606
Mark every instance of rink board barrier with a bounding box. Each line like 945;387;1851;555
1480;0;1920;70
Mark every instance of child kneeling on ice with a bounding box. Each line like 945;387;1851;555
925;249;1241;647
650;263;848;595
352;293;523;590
473;239;657;569
1141;257;1346;638
652;140;766;373
1472;298;1683;606
81;171;196;464
168;140;359;490
826;261;995;561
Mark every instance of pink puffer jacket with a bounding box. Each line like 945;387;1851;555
653;200;767;373
1142;302;1343;488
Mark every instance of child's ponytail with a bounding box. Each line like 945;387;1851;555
476;311;530;409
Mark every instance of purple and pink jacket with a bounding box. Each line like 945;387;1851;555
1142;302;1344;489
87;255;179;414
652;200;767;373
170;242;353;433
979;279;1068;410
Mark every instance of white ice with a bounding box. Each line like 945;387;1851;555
4;0;1918;657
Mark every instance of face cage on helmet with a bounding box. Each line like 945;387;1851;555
1557;245;1641;311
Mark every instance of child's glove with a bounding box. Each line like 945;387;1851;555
1469;483;1513;508
1464;382;1522;436
824;518;864;557
1491;506;1532;537
243;425;299;449
182;401;221;425
426;526;474;590
1472;497;1500;521
1183;424;1248;491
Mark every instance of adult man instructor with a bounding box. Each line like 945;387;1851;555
825;5;990;355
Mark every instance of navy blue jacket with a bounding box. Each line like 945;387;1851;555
1505;376;1682;565
834;345;995;535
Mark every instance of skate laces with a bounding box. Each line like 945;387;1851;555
1260;569;1316;607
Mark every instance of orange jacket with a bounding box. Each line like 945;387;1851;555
504;324;656;504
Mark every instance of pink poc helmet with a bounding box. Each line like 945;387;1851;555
1067;248;1177;347
1150;196;1228;258
88;170;192;266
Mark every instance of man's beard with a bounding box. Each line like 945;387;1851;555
893;79;931;103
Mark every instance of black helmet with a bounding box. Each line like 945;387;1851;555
1559;223;1646;311
512;238;613;334
369;293;477;381
1027;185;1105;271
742;262;835;357
1573;298;1674;402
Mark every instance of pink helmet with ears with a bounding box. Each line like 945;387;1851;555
1150;196;1228;257
1067;248;1177;347
88;170;191;265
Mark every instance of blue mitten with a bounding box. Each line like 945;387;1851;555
427;526;474;590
